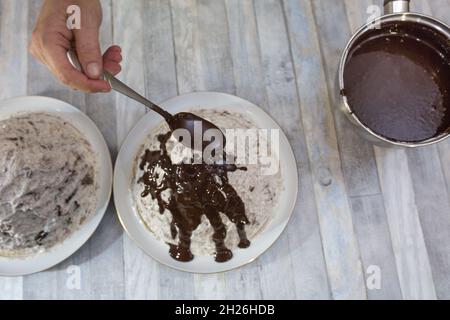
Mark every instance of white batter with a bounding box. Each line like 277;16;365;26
132;109;282;257
0;113;99;257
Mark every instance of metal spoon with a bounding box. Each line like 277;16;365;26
67;49;225;151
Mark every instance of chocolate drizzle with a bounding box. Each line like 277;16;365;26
138;133;250;263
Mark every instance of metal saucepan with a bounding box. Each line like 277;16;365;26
338;0;450;147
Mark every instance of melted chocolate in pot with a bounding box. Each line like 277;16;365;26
343;21;450;142
138;133;250;263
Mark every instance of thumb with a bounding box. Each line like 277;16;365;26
74;27;102;79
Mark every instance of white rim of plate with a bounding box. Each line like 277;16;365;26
114;92;298;274
0;96;112;276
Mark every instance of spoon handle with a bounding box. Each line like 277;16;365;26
67;49;172;122
102;71;172;121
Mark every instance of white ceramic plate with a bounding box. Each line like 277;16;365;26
114;92;298;273
0;96;112;276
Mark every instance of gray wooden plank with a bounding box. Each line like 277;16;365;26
429;2;450;293
23;0;93;300
159;266;196;300
438;140;450;220
195;0;235;95
169;0;202;94
349;195;402;299
0;275;23;300
376;0;439;300
113;0;147;145
250;0;331;300
0;0;29;300
342;0;403;300
54;247;92;299
82;0;125;300
283;0;366;300
312;0;380;198
375;147;437;299
407;146;450;299
428;7;450;297
123;237;158;300
142;0;195;300
428;0;450;22
252;0;317;300
87;203;124;299
170;0;238;299
141;0;189;300
171;0;235;95
222;0;266;300
194;274;226;300
224;0;268;110
133;0;199;300
112;0;160;300
1;0;448;300
248;0;332;300
0;0;29;99
86;0;118;156
344;0;375;33
142;0;178;103
409;0;433;14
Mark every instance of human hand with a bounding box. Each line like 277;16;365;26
29;0;122;93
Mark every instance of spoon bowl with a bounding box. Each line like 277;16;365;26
169;112;226;151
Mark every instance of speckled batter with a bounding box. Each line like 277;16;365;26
0;113;99;257
132;110;282;257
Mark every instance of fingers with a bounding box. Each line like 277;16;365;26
103;45;122;76
45;43;111;92
30;29;120;92
28;0;117;93
72;0;103;79
73;28;103;79
104;45;122;62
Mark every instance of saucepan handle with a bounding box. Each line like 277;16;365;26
384;0;410;14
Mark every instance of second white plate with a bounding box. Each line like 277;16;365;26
0;96;112;276
114;92;298;273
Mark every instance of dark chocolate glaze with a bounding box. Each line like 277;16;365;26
168;112;226;151
138;133;250;263
343;21;450;142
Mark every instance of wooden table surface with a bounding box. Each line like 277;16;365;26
1;0;450;300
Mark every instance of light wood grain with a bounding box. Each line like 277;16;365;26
0;0;450;300
349;195;402;299
427;0;450;299
0;0;29;300
223;0;266;300
86;0;125;300
144;0;195;300
371;0;439;301
112;0;160;300
253;0;316;300
313;0;381;198
171;0;236;300
24;0;92;300
285;0;366;300
406;146;450;299
375;147;437;299
342;0;403;300
344;0;375;33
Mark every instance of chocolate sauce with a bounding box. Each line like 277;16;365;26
138;133;250;263
343;21;450;142
168;112;226;151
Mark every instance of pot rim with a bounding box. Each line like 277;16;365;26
338;12;450;148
